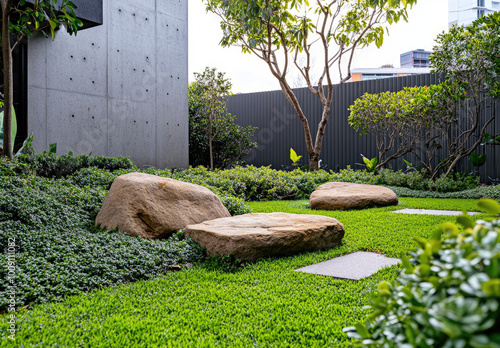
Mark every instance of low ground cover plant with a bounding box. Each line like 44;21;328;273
344;200;500;347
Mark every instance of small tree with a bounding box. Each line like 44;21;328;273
349;84;458;178
1;0;82;159
204;0;417;170
189;67;257;170
430;12;500;177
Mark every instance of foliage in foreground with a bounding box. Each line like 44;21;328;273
345;200;500;347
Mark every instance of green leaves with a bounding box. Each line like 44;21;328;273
470;152;486;167
290;148;302;165
347;201;500;347
478;199;500;215
361;155;378;173
0;105;18;150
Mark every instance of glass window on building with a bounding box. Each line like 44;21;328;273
477;0;485;7
493;1;500;9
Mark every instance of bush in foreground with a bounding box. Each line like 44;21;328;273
344;199;500;347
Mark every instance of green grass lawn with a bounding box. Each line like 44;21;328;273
1;198;485;347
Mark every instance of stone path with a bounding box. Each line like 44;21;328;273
392;208;480;216
294;251;401;280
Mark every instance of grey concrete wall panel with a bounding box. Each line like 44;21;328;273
26;33;47;89
227;73;500;182
27;87;47;152
27;0;189;168
46;90;107;156
158;0;184;19
46;26;107;96
108;2;156;103
107;99;156;165
155;10;189;168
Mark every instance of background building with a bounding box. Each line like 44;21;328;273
400;49;431;68
349;67;431;82
25;0;188;168
449;0;500;27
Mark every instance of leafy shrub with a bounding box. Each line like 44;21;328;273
344;200;500;347
0;175;204;310
18;152;136;178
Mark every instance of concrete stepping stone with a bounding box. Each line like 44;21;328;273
294;251;400;280
392;208;480;216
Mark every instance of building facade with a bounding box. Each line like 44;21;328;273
449;0;500;27
349;67;431;82
27;0;189;168
400;49;431;68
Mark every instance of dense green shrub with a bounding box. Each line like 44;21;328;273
344;200;500;347
0;175;204;310
17;152;136;178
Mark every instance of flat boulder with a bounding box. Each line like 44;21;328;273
183;212;344;261
95;173;230;240
310;182;398;210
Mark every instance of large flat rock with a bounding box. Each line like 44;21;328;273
95;173;230;240
183;213;345;261
310;182;398;210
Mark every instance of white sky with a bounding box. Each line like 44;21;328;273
188;0;449;94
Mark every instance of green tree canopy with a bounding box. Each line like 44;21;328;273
204;0;417;170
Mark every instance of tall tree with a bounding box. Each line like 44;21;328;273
204;0;417;170
431;11;500;177
1;0;82;159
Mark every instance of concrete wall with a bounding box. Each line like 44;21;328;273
27;0;189;168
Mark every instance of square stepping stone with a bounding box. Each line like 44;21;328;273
295;251;400;280
392;208;480;216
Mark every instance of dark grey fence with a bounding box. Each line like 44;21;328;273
227;73;500;183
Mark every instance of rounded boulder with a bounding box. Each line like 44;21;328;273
310;182;398;210
95;173;231;239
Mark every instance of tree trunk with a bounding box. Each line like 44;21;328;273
309;157;319;171
1;3;13;159
209;114;214;171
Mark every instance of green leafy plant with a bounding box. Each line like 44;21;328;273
482;132;500;146
344;199;500;347
470;151;487;168
0;105;17;150
361;155;378;174
15;134;35;157
290;148;302;166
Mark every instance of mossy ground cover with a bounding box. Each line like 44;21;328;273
1;198;486;347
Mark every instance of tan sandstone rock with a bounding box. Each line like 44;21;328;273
310;182;398;210
95;173;231;239
183;212;344;261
